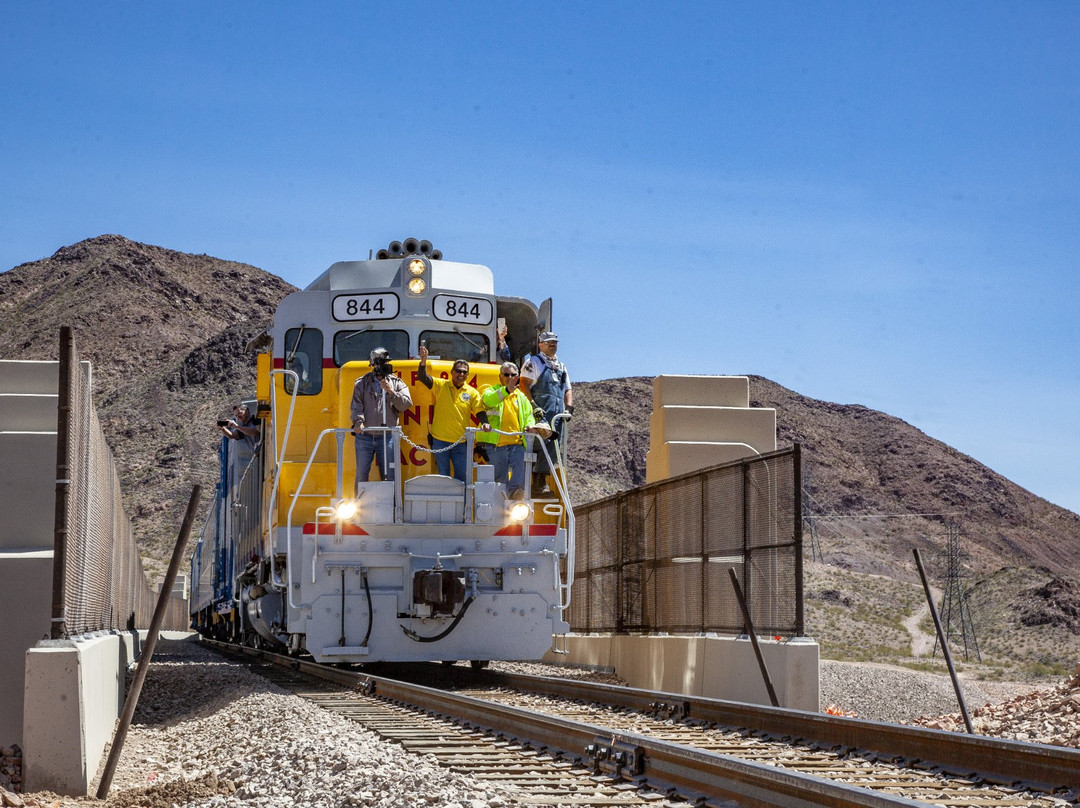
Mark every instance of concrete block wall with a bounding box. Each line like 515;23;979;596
645;375;777;483
0;432;60;550
0;361;60;749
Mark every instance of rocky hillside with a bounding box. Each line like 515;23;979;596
0;235;295;558
3;235;1079;673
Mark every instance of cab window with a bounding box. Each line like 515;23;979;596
420;330;489;364
284;328;322;395
334;330;409;366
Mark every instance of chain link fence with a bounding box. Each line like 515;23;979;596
51;328;188;636
569;445;803;636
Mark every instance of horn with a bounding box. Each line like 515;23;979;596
431;249;443;260
419;239;433;256
403;237;420;254
376;249;390;260
388;241;404;257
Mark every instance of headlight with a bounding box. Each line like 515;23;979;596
407;277;426;295
509;502;531;523
408;258;426;276
334;499;359;521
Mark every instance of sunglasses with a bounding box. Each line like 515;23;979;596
501;372;519;378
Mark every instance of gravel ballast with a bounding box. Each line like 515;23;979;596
8;636;1073;808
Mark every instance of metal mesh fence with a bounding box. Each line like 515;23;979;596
52;330;188;636
570;445;803;636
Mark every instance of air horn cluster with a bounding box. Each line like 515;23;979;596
376;238;442;261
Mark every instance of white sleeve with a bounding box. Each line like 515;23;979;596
520;355;540;382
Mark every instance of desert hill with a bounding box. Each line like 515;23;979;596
3;235;1078;675
0;235;295;556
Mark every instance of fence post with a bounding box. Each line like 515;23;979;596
50;326;75;639
793;443;805;637
741;459;751;633
615;491;624;634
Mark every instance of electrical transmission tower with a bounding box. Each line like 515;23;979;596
935;522;981;662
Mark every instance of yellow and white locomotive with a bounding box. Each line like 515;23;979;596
190;239;574;665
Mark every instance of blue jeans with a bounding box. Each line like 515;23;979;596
493;444;525;494
355;432;395;487
432;437;468;482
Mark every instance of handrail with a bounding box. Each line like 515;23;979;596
283;427;348;609
533;429;575;612
467;421;576;611
231;448;264;606
266;369;301;592
550;413;576;608
353;425;402;520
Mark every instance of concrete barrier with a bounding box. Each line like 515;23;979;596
645;375;778;483
0;551;53;750
21;631;143;796
22;635;121;795
545;633;819;712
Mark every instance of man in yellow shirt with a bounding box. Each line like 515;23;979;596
417;344;490;481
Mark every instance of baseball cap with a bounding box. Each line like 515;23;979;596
538;331;558;343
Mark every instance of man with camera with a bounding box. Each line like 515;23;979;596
417;344;491;482
350;347;413;486
218;403;260;452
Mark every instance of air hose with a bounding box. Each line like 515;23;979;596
401;596;475;643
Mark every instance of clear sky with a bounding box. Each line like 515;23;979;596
2;3;1078;514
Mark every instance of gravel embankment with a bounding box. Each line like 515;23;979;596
12;638;522;808
7;638;1074;808
818;659;1042;724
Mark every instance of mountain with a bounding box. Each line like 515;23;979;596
3;235;1078;673
0;235;295;560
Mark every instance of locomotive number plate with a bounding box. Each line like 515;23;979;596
433;294;493;325
332;293;400;321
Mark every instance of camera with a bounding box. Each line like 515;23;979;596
217;420;230;427
372;359;394;379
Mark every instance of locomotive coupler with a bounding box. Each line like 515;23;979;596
412;568;465;615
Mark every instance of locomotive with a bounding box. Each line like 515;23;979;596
189;239;574;666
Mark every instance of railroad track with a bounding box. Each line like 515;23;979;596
204;640;1080;807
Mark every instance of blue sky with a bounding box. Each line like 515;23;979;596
2;3;1078;514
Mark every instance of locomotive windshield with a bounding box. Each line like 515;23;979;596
420;330;489;363
333;329;409;365
284;327;322;395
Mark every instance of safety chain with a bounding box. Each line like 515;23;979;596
397;432;464;455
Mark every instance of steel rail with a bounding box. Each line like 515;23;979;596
212;642;955;807
460;667;1080;795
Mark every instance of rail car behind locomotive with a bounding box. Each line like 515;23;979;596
189;239;574;665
